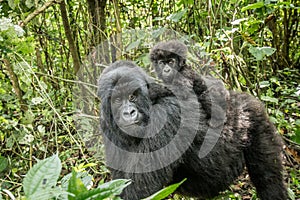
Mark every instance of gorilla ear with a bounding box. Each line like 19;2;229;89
178;56;186;70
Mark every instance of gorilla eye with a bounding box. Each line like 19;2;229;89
113;97;121;104
168;58;176;66
158;60;164;66
128;94;136;102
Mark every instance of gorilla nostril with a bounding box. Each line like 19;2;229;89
123;107;138;121
130;109;136;117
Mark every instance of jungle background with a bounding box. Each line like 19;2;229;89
0;0;299;199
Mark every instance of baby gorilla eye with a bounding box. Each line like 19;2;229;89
158;60;165;67
128;94;137;102
158;60;164;64
168;58;176;67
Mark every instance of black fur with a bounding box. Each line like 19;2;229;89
149;40;227;122
98;60;287;200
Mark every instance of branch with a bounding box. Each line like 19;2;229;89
20;0;62;27
2;59;27;111
59;0;81;74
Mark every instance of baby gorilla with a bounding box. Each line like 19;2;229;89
150;40;206;97
150;40;228;126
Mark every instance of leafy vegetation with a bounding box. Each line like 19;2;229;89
0;0;299;199
1;154;182;199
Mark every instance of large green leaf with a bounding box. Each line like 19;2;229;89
167;9;188;22
70;179;131;200
249;46;276;61
26;188;68;200
142;179;186;200
67;170;88;200
61;171;93;191
97;179;131;196
23;154;61;197
241;2;265;12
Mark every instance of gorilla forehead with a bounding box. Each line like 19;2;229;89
101;61;149;80
150;40;188;58
98;61;150;99
112;77;148;98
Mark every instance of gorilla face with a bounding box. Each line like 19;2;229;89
98;62;153;138
156;57;178;84
110;78;150;135
151;51;184;85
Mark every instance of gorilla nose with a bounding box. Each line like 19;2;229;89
122;107;138;121
163;66;171;73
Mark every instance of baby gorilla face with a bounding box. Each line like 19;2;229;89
156;57;179;84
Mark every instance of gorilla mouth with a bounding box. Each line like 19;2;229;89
122;113;144;127
123;120;140;127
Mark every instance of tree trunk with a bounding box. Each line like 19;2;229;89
59;0;81;74
87;0;107;46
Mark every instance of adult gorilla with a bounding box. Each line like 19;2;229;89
97;61;287;200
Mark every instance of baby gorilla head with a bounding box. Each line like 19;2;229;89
150;40;188;84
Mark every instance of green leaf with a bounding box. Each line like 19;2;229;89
259;81;270;88
126;40;140;51
291;131;300;144
249;46;276;61
27;188;68;200
260;96;278;104
97;179;131;196
21;110;34;125
23;154;61;197
152;28;167;39
19;134;34;145
60;171;92;200
0;156;8;173
167;9;188;22
8;0;18;10
261;46;276;56
269;116;278;124
67;170;88;200
231;18;248;25
31;97;44;105
288;188;296;200
37;125;46;134
25;0;35;8
241;2;265;12
75;179;131;200
142;179;186;200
